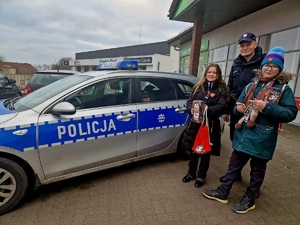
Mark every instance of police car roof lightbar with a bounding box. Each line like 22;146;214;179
98;60;138;70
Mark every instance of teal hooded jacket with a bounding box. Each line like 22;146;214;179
232;72;298;160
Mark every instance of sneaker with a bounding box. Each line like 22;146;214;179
195;178;206;188
202;188;228;204
182;174;196;183
219;174;242;183
232;194;255;214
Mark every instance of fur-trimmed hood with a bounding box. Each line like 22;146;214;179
274;72;293;84
254;71;293;84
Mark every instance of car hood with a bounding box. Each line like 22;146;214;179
0;99;18;124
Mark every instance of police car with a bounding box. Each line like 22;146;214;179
0;60;199;214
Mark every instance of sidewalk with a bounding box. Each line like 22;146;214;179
0;123;299;225
203;122;300;224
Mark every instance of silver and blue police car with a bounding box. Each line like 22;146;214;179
0;60;199;214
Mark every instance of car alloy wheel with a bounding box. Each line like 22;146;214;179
0;158;28;215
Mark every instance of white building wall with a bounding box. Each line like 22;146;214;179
157;48;180;72
69;53;179;73
173;0;300;125
203;0;300;48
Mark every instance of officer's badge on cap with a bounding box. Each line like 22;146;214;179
238;32;257;44
260;46;285;72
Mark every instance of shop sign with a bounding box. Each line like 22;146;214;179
125;57;152;63
295;96;300;111
99;58;118;63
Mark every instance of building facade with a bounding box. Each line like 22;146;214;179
168;0;300;125
0;62;36;90
69;41;180;73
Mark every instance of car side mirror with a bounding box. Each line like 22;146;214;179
51;102;76;115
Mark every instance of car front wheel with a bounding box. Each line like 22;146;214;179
0;158;28;215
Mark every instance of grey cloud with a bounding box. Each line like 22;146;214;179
0;0;191;65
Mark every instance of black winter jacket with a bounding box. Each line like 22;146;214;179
181;81;228;156
227;46;265;111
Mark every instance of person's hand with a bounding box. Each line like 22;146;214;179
236;102;246;113
223;114;229;122
249;100;267;111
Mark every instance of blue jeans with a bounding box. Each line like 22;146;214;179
219;150;268;199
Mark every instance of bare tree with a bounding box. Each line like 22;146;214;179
0;55;5;62
51;57;73;70
0;55;5;73
34;64;51;70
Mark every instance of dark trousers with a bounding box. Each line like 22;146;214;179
229;111;242;141
228;97;243;142
187;152;211;179
219;150;268;200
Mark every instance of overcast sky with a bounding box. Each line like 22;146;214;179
0;0;191;66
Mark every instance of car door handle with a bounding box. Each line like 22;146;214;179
116;113;136;121
175;106;187;113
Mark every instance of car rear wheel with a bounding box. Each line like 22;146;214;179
0;158;28;215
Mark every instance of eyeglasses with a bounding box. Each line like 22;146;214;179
263;64;279;70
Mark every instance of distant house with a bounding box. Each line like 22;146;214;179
0;62;36;90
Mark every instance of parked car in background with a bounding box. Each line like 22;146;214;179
0;72;22;99
0;60;200;214
24;70;80;95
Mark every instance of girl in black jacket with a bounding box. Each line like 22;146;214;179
182;64;228;187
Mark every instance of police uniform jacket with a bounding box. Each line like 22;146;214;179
233;73;298;160
227;46;265;110
181;80;228;156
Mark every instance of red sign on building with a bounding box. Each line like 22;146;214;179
295;96;300;111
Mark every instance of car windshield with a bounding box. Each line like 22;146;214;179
30;73;71;85
14;75;92;111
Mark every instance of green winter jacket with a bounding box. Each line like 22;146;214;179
232;72;298;160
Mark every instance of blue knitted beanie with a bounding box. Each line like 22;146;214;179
261;46;285;72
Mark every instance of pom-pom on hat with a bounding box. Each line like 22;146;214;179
261;46;285;72
238;32;256;44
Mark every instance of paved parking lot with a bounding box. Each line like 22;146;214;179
1;124;300;225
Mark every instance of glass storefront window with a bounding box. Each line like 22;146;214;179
284;52;300;74
225;60;234;77
209;46;229;63
179;55;190;74
270;27;300;51
178;27;300;116
228;44;238;60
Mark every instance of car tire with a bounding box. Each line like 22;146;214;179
0;158;28;215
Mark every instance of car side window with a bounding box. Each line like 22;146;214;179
137;78;195;103
175;81;194;99
64;78;131;109
138;78;176;102
97;78;130;106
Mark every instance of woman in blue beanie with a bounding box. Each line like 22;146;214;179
202;46;298;213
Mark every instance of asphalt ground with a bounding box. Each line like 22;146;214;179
1;123;299;225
